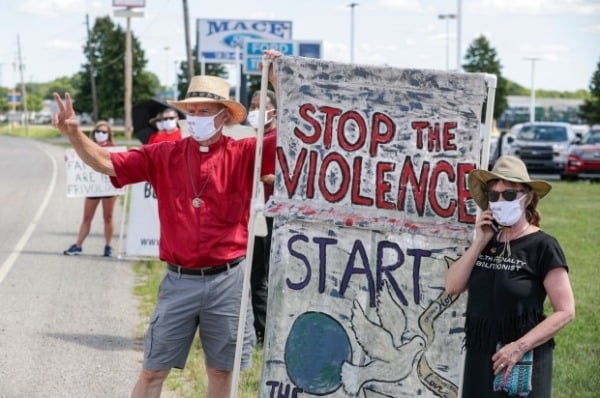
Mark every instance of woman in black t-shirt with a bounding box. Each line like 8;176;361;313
446;155;575;398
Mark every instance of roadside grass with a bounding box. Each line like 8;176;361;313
132;181;599;397
132;260;263;397
0;124;60;138
538;181;600;398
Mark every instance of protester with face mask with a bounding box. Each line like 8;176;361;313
147;108;182;145
63;121;118;257
52;72;277;398
445;155;574;398
246;89;277;344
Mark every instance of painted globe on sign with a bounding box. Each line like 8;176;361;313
284;311;352;395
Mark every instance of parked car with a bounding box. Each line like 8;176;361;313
564;128;600;180
505;122;577;178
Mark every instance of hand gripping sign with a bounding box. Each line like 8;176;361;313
259;56;495;398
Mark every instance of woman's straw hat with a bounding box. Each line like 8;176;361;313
468;155;552;210
168;75;246;125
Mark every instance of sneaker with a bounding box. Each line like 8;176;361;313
103;245;112;257
64;244;82;256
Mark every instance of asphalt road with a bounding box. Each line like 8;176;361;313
0;136;141;397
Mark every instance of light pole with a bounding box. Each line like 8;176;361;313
348;3;359;63
456;0;462;71
438;14;456;71
524;57;542;124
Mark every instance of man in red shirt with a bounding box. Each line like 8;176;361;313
52;74;276;398
147;108;182;144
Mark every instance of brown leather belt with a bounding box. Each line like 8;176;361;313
167;256;244;276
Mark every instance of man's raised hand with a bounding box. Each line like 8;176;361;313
52;92;80;137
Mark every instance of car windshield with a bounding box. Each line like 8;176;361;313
517;125;568;142
582;130;600;145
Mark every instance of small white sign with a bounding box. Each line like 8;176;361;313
65;147;127;198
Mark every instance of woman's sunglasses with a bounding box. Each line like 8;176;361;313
487;189;525;202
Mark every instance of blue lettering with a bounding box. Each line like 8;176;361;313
287;235;311;290
207;21;229;35
285;234;431;308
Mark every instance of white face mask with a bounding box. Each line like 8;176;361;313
247;109;274;129
162;118;178;131
156;120;165;131
94;131;109;143
489;195;527;226
187;109;225;142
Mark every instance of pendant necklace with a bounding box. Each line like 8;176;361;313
186;143;222;208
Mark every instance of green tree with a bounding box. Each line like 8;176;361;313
579;58;600;124
43;76;78;99
24;93;43;112
0;87;8;112
462;35;508;121
74;16;160;121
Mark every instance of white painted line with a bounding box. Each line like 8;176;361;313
0;143;58;285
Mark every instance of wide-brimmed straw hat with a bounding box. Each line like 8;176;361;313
168;75;246;125
468;155;552;210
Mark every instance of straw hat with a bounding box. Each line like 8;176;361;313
168;75;246;125
468;155;552;210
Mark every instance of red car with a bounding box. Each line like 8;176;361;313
564;129;600;180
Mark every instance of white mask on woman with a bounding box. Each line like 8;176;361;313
489;195;527;226
162;118;178;131
247;109;274;129
187;109;225;142
94;131;109;143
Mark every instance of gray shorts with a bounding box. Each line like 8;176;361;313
143;260;256;371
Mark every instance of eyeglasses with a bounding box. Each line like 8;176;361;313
162;117;177;121
487;189;525;202
94;130;109;134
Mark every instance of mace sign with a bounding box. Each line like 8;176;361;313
197;19;292;62
260;56;489;397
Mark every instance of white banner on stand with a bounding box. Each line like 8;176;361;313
125;182;160;257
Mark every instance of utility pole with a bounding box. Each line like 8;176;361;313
17;34;29;136
524;57;542;124
182;0;194;82
348;3;359;64
456;0;462;71
438;14;456;71
86;14;99;122
114;3;144;140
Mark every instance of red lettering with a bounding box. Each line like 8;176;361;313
306;150;318;199
319;153;350;203
351;157;373;206
397;157;430;216
427;123;441;152
319;106;343;149
376;162;396;209
370;112;395;156
337;111;367;152
443;122;457;150
277;147;306;197
411;121;429;149
294;104;321;144
428;160;456;218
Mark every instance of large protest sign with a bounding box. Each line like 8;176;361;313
65;147;127;198
261;57;489;397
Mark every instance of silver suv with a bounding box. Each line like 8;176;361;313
506;122;577;177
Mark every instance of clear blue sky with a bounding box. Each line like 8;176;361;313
1;0;598;92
